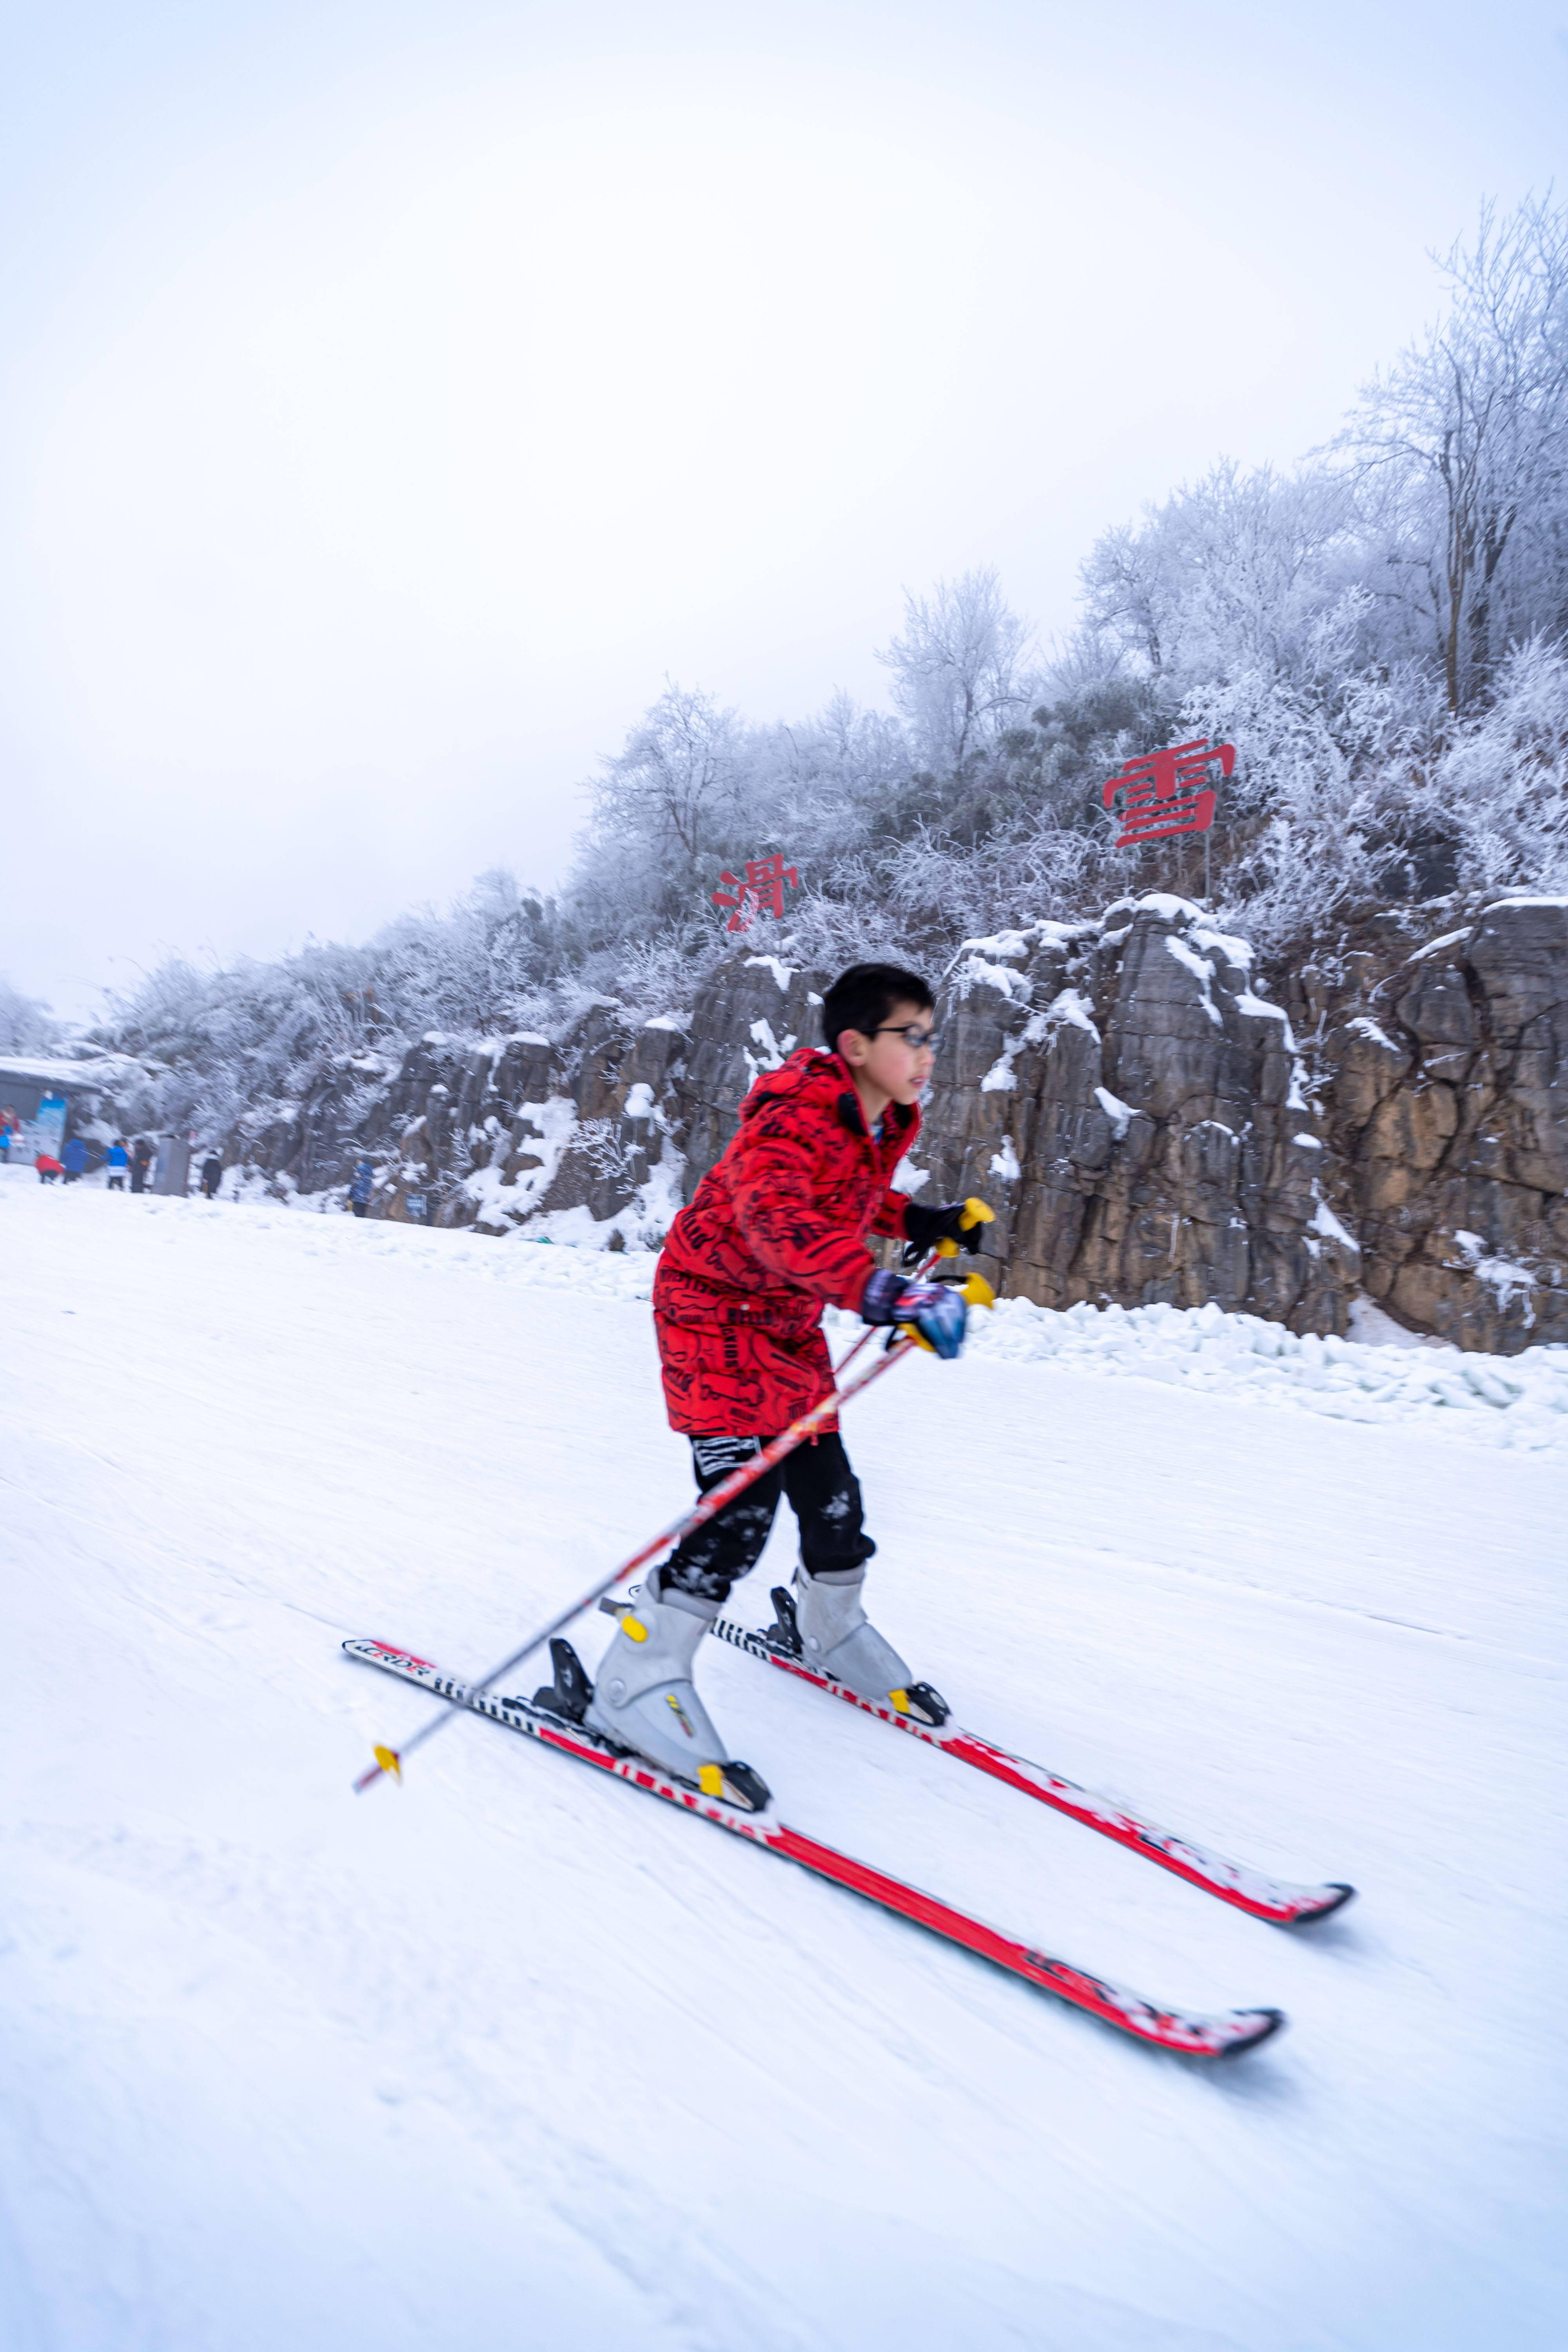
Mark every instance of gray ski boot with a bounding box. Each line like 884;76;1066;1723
788;1562;949;1728
585;1569;769;1811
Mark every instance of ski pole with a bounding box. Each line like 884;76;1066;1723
353;1330;920;1793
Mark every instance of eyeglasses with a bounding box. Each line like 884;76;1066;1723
871;1025;942;1052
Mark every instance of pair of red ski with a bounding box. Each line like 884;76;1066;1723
346;1609;1352;2059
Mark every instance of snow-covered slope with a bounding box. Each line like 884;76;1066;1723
3;1174;1564;2350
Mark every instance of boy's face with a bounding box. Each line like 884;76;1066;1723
840;998;937;1107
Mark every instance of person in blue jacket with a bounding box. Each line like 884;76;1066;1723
106;1139;130;1191
62;1135;89;1183
348;1158;375;1217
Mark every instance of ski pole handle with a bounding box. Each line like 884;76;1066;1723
354;1332;918;1792
829;1198;991;1378
829;1244;942;1381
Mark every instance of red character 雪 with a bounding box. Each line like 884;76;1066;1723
1102;739;1235;848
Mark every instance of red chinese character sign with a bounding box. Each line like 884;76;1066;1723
712;853;800;934
1102;738;1235;848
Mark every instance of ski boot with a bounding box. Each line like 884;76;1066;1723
774;1563;949;1728
576;1568;770;1812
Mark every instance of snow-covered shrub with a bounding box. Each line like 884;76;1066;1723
1439;640;1568;893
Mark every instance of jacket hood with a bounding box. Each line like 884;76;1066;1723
737;1046;920;1142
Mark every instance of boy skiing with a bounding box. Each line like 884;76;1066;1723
585;962;991;1809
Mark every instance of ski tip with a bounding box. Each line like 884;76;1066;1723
1232;2007;1287;2054
1292;1882;1357;1926
1212;2007;1287;2058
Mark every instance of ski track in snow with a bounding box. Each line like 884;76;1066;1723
2;1171;1565;2350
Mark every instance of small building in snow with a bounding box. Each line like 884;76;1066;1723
0;1052;156;1173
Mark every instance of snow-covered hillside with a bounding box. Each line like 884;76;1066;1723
3;1174;1564;2350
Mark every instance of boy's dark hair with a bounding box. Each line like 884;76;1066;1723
820;962;935;1057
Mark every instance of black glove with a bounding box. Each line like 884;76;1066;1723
901;1196;995;1267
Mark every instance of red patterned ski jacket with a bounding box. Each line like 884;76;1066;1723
652;1047;918;1435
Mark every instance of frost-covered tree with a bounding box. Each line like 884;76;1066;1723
1078;461;1365;693
573;684;749;948
1336;194;1568;712
0;976;62;1055
877;569;1033;778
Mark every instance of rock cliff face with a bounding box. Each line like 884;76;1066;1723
1282;897;1568;1352
671;903;1356;1334
231;891;1568;1353
921;900;1356;1329
238;1005;690;1248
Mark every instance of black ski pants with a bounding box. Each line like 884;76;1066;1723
660;1431;875;1606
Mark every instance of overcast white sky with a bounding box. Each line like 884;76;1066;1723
5;0;1567;1020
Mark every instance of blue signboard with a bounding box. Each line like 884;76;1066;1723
18;1091;67;1164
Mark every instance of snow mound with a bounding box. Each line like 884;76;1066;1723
178;1196;664;1303
954;1294;1568;1449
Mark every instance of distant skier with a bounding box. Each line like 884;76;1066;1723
106;1138;129;1191
200;1152;223;1201
347;1158;374;1218
35;1151;63;1183
585;962;991;1801
130;1139;152;1194
61;1136;88;1183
